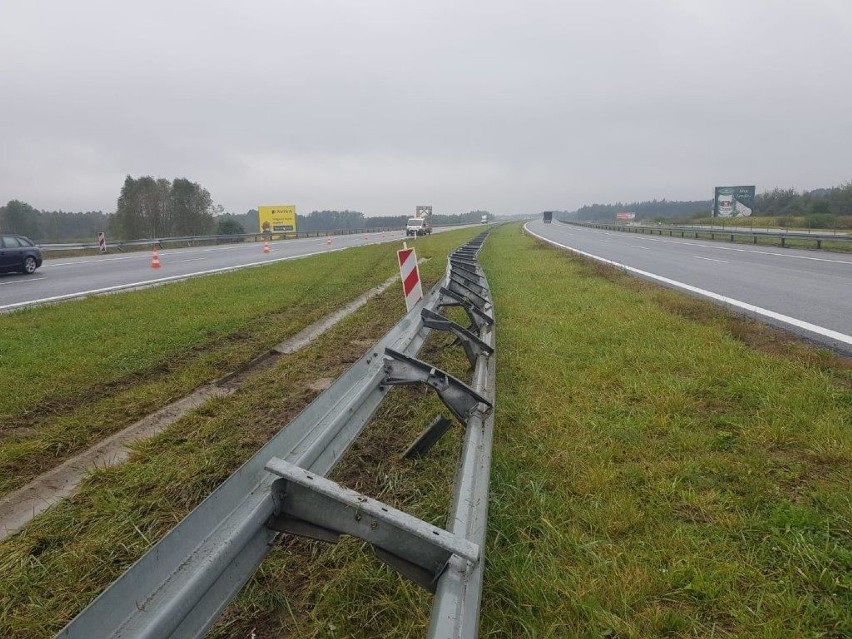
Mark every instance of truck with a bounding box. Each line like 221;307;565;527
481;214;488;224
406;205;433;236
543;211;553;224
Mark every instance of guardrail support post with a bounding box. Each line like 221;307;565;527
382;348;492;424
265;457;480;592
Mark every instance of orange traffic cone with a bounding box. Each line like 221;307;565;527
325;235;332;246
263;241;270;254
151;249;161;269
363;233;368;240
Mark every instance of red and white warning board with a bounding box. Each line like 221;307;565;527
97;231;107;253
397;245;423;312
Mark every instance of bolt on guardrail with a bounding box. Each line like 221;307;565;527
56;232;495;639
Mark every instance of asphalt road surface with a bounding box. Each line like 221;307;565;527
1;227;472;312
525;220;852;355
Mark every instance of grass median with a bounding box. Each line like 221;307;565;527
0;228;480;496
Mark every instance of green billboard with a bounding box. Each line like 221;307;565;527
714;186;756;217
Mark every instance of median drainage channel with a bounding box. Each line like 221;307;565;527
0;263;427;542
53;232;495;639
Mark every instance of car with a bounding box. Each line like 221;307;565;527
0;234;43;274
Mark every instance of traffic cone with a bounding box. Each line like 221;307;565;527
363;233;369;240
263;241;270;254
151;249;161;269
325;235;332;246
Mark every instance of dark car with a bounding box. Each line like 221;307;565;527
0;234;43;274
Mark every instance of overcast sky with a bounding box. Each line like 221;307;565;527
1;0;851;216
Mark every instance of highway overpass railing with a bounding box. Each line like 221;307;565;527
55;232;496;639
566;221;852;250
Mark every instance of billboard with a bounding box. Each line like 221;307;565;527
616;211;636;221
713;186;755;217
258;205;296;233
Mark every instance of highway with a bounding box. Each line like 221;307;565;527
525;220;852;355
0;228;464;312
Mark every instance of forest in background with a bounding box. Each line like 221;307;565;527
0;174;488;241
561;180;852;226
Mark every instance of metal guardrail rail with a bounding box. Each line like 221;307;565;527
37;228;405;252
38;224;476;252
56;232;496;639
568;221;852;249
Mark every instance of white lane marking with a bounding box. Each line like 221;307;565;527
0;277;47;286
171;257;206;264
632;246;651;250
581;227;852;265
0;248;346;311
526;224;852;348
694;256;729;263
3;225;473;311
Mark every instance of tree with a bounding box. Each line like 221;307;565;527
217;217;245;235
0;200;41;238
170;178;214;236
111;175;215;239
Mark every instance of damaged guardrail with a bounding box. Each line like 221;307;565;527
56;232;495;639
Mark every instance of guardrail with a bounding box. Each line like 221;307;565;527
56;232;495;639
567;221;852;249
37;228;406;252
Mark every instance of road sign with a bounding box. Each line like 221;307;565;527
397;244;423;312
97;232;106;253
258;205;296;233
714;186;755;217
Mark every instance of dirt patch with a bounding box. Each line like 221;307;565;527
307;378;335;392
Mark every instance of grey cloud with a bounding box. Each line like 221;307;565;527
1;0;851;215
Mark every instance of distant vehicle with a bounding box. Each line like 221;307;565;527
406;217;430;236
481;214;488;224
406;206;433;236
543;211;553;224
0;234;43;274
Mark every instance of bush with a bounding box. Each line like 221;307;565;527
805;213;836;229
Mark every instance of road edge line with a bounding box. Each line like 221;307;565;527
523;223;852;350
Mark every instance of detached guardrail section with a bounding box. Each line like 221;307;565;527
57;232;496;639
569;221;852;249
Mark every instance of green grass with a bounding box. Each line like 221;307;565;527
1;223;849;638
0;228;481;495
610;225;852;252
476;225;851;637
689;215;852;231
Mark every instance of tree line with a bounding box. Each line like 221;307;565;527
1;179;489;242
0;200;110;241
212;209;488;235
563;180;852;223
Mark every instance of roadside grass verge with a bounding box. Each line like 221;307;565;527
608;225;852;252
688;230;851;252
477;225;850;637
0;238;467;638
689;215;852;231
0;228;479;495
